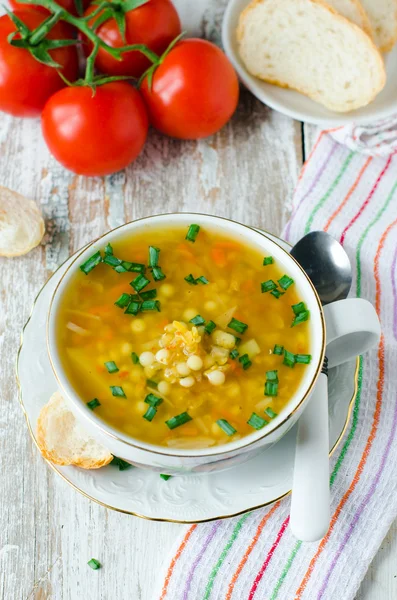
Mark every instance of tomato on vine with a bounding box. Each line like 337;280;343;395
9;0;91;17
83;0;181;77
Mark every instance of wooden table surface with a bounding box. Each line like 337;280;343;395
0;1;396;598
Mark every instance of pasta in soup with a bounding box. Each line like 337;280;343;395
57;224;312;449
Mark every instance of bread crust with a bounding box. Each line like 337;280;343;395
0;186;45;257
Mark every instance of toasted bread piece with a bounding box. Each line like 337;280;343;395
360;0;397;52
326;0;373;37
37;392;113;469
237;0;386;113
0;186;45;257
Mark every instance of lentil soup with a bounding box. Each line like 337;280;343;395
56;223;312;449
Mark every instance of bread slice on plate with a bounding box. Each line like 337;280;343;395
237;0;386;113
0;186;45;257
37;391;113;469
360;0;397;52
325;0;373;37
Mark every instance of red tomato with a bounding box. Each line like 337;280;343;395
0;10;79;118
140;39;239;139
83;0;181;77
9;0;91;16
41;83;149;176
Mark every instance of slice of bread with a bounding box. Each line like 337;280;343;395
360;0;397;52
237;0;386;113
326;0;373;37
0;186;45;257
37;392;113;469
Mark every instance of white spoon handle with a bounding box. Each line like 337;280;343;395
290;373;330;542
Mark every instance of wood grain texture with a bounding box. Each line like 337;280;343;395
0;3;395;600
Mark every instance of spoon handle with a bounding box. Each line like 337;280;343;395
290;371;330;542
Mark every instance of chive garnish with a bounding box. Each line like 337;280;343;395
217;419;237;436
247;412;268;430
128;263;146;273
196;276;209;285
165;412;192;430
265;407;278;419
292;310;310;327
144;393;163;407
261;280;277;293
86;398;101;410
263;256;274;266
204;320;216;334
238;353;252;370
230;349;239;360
151;266;166;281
266;370;278;382
292;302;306;314
184;274;197;285
115;293;131;308
265;381;278;396
271;289;284;299
146;380;158;389
80;251;101;275
189;315;205;326
228;318;248;334
125;299;141;315
114;264;128;273
148;246;160;268
186;224;200;242
110;456;132;470
140;289;157;300
273;344;284;355
278;275;294;290
141;300;161;312
160;474;172;481
130;274;150;292
295;354;312;364
143;405;157;421
110;385;126;398
283;350;296;368
87;559;101;570
104;243;113;255
131;352;140;364
104;361;119;373
103;254;122;268
234;336;242;346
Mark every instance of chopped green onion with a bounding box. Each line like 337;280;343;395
234;336;242;346
143;405;157;421
114;264;128;273
273;344;284;356
130;274;150;292
278;275;294;290
238;353;252;370
141;300;161;312
247;412;268;430
165;412;192;430
110;385;126;398
103;254;122;268
184;274;197;285
228;318;248;334
229;349;239;360
160;474;172;481
263;256;274;266
86;398;101;410
266;370;278;382
190;314;205;326
292;301;306;315
265;407;278;419
292;310;310;327
151;266;166;281
110;456;132;470
271;289;284;299
146;380;158;390
217;419;237;436
87;559;101;570
128;263;146;273
125;299;141;315
261;280;277;293
140;289;157;301
144;393;163;407
80;251;101;275
264;381;278;396
104;243;113;255
196;275;209;285
114;260;143;273
104;361;119;373
131;352;140;364
186;224;200;242
115;293;131;308
148;246;160;268
204;320;216;334
295;354;312;364
283;350;296;368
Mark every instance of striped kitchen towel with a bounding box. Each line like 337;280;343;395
154;129;397;600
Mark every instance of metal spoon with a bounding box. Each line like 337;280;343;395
289;231;352;542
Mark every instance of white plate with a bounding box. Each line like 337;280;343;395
222;0;397;126
16;234;358;523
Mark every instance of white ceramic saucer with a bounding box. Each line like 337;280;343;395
16;234;358;523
